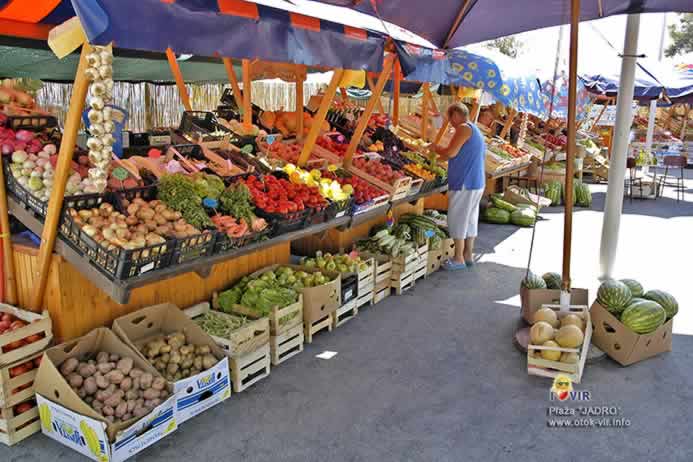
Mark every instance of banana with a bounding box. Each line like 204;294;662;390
80;420;102;458
39;403;52;432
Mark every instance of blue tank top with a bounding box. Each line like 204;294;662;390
448;123;486;191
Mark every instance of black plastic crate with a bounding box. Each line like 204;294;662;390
214;226;271;253
111;184;157;212
255;206;309;236
220;89;238;107
216;105;240;121
324;197;354;221
60;201;174;280
4;115;58;131
341;274;358;304
171;231;216;264
179;111;218;133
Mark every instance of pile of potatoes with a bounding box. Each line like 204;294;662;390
59;352;169;424
140;332;218;382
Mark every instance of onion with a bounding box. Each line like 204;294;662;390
22;160;35;170
43;144;57;155
2;144;12;155
11;150;27;163
15;130;35;142
38;150;50;159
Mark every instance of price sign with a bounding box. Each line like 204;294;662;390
203;198;219;208
266;134;279;145
111;167;129;181
241;144;254;153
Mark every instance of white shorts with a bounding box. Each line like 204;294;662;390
447;187;484;239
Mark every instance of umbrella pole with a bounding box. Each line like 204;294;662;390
242;59;252;128
296;75;305;141
561;0;580;304
599;15;641;280
393;58;401;125
222;57;244;109
166;48;192;111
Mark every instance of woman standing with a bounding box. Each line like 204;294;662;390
429;103;486;271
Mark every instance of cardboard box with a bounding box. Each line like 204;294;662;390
34;328;177;462
520;287;588;324
112;304;231;425
249;264;341;324
590;301;673;366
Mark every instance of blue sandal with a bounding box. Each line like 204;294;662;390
442;259;467;271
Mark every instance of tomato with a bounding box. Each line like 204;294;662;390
34;355;42;367
14;402;34;415
25;333;43;343
3;339;25;352
1;314;12;323
9;362;32;377
10;320;26;330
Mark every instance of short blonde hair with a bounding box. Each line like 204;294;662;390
447;102;469;120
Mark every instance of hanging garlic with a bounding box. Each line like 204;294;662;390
104;79;114;92
94;159;110;171
85;68;100;81
102;120;115;133
89;123;105;137
88;109;104;124
90;96;105;111
92;82;107;96
92;178;108;191
88;150;102;164
99;50;113;65
101;145;114;157
86;137;104;151
86;52;101;67
101;134;115;146
102;106;113;121
98;65;112;79
88;168;107;179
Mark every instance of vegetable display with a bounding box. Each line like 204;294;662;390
140;332;218;382
301;251;369;274
157;173;214;229
356;227;416;258
281;164;352;202
193;311;248;339
57;352;169;424
241;174;327;215
321;167;386;206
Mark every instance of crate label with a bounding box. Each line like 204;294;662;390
140;262;155;274
343;288;353;301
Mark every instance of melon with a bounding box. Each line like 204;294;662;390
542;272;562;290
555;325;584;348
530;321;555;345
541;341;561;361
491;196;518;212
484;207;511;224
621;300;667;334
533;307;559;327
560;314;585;331
620;279;644;298
510;208;536;227
560;352;579;364
522;271;547;290
597;279;632;314
643;289;678;319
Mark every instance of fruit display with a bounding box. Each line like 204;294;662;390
57;351;170;424
352;157;406;185
321;167;387;206
218;117;263;137
139;332;219;382
281;164;352;202
259;139;320;165
211;213;267;239
521;271;547;290
403;163;436;181
0;81;38;111
400;151;447;179
356;226;416;258
8;355;41;395
157;173;215;229
316;135;350;159
398;213;448;247
528;309;588;364
192;310;250;339
543;133;566;147
491;195;517;212
301;251;370;274
0;311;47;353
259;110;329;137
597;279;678;334
241;174;327;215
542;272;562;290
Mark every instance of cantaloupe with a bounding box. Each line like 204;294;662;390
560;352;579;364
530;321;555;345
533;307;559;327
560;313;585;331
541;341;561;361
555;325;584;348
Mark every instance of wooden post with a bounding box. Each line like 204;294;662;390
340;87;349;102
297;69;344;166
562;0;580;291
470;99;480;121
421;83;430;141
367;75;385;114
590;100;610;132
222;57;244;109
499;108;517;140
0;166;17;304
31;43;93;310
242;59;252;127
393;58;401;125
681;103;689;141
434;86;466;144
166;47;192;111
296;76;304;141
343;56;395;167
423;84;439;114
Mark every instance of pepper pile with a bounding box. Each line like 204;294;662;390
241;174;327;215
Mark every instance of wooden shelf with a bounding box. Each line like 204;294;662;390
8;185;447;305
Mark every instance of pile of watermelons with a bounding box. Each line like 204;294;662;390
543;180;592;208
596;278;678;334
483;195;537;227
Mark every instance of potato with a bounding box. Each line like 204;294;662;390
97;362;114;374
154;360;167;372
126;399;137;413
151;377;166;391
95;390;107;402
92;400;103;412
68;373;84;388
117;358;134;375
201;354;217;370
159;353;170;364
195;345;211;356
83;377;97;395
104;390;124;408
142;388;160;400
105;370;124;384
166;363;179;376
179;345;193;356
145;398;162;408
132;377;140;391
76;363;96;378
129;368;144;379
133;406;149;418
125;390;138;401
159;389;169;399
154;214;167;226
109;353;120;362
139;373;153;389
120;377;132;391
95;373;109;389
181;368;190;378
135;398;144;408
181;357;193;369
193;357;202;371
103;405;114;416
96;352;110;364
84;395;94;404
77;387;87;399
122;413;132;421
160;344;172;354
115;402;127;418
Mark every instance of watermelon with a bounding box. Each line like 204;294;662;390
484;207;511;224
619;279;644;298
491;196;518;212
643;290;678;319
597;279;632;314
510;208;536;227
522;271;547;289
544;181;562;205
542;272;562;290
516;203;538;213
575;181;592;207
621;300;666;334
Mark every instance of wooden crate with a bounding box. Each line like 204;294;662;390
355;289;373;309
347;162;412;201
442;238;455;260
427;249;443;275
357;258;375;289
414;243;428;281
391;252;420;274
527;304;591;384
373;257;392;285
332;299;358;328
0;305;52;367
304;313;333;344
391;271;415;295
184;303;270;358
214;293;303;336
0;397;40;446
270;323;304;366
372;279;391;304
230;343;271;393
0;351;42;408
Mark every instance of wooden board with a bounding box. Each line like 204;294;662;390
0;397;40;446
270;323;304;366
0;351;42;408
229;343;271;393
304;313;333;344
332;299;358;328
